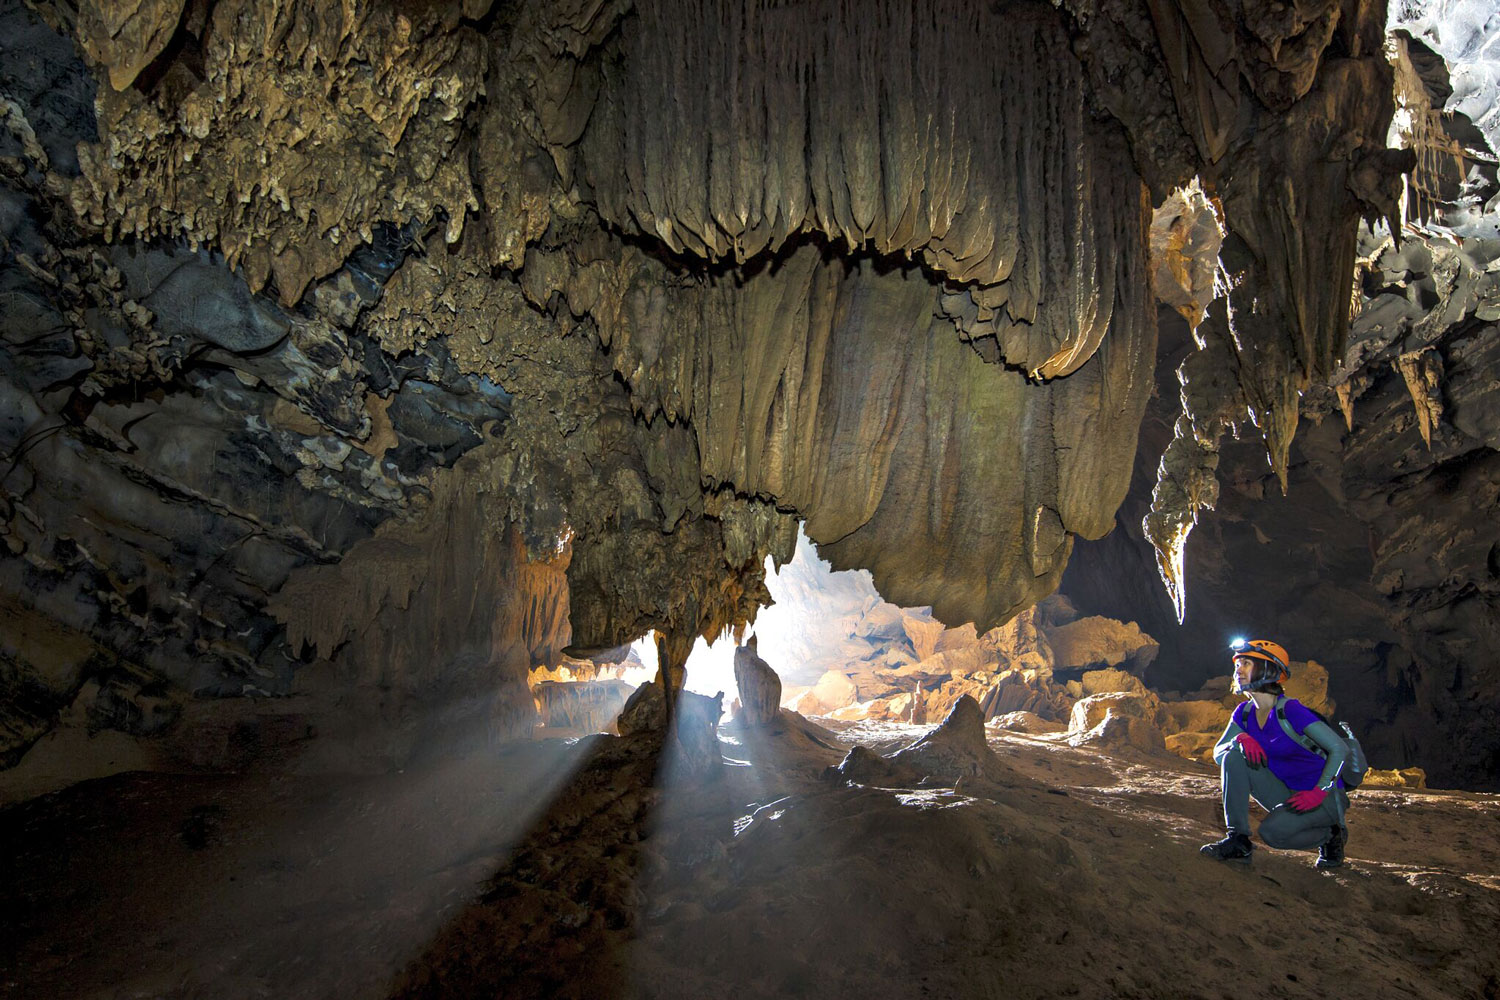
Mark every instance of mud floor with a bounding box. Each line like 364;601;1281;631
4;718;1499;1000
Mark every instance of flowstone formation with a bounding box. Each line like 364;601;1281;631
1058;19;1500;789
1136;0;1411;619
1;0;1403;778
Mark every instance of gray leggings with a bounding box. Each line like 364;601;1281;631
1221;750;1347;849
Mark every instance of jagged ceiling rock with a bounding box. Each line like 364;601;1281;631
74;0;187;92
59;0;490;304
522;227;1154;627
1389;31;1499;231
556;1;1141;382
0;0;1416;772
1063;226;1500;789
37;0;1401;636
1137;0;1409;619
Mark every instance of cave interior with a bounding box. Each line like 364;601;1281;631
2;0;1500;996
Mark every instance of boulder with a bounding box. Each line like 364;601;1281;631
1045;617;1160;673
886;695;995;781
732;638;782;725
1284;659;1335;717
1080;668;1148;696
1359;766;1428;789
1069;690;1162;731
1189;675;1234;700
987;711;1066;735
1159;699;1232;736
791;670;859;716
981;607;1055;675
1067;691;1165;752
925;674;999;720
901;612;946;662
617;681;666;736
1164;731;1219;764
975;668;1066;720
935;622;981;654
827;691;920;723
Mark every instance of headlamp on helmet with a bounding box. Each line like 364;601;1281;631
1229;637;1292;693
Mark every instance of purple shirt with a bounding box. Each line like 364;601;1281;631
1234;699;1329;791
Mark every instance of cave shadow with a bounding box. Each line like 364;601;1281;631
385;719;730;1000
0;700;602;1000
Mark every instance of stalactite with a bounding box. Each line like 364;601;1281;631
567;0;1140;381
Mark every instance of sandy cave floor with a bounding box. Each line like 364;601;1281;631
3;717;1499;1000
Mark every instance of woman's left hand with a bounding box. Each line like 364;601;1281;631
1286;788;1328;813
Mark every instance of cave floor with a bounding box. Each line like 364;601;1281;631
3;719;1499;1000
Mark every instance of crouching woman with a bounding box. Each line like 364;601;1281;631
1199;639;1349;869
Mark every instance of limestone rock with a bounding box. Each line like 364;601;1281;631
70;0;490;305
902;614;946;663
1164;731;1219;764
1068;692;1165;753
1069;691;1162;732
885;696;995;783
831;695;997;786
1080;668;1148;697
829;744;908;786
1359;767;1428;790
790;670;858;717
616;682;665;738
0;0;1427;792
534;680;634;734
1045;617;1159;674
975;670;1068;722
987;711;1066;735
983;608;1056;676
1284;660;1335;718
732;638;781;726
1150;180;1223;330
76;0;186;92
667;690;726;781
827;692;921;725
1159;700;1233;737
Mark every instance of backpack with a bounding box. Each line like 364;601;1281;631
1272;696;1369;790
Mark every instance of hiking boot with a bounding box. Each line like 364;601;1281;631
1316;825;1347;869
1199;832;1254;863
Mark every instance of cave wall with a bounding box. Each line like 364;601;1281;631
1062;35;1500;790
0;0;1405;779
1063;232;1500;790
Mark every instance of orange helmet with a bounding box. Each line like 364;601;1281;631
1229;637;1291;692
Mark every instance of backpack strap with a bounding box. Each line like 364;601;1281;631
1274;696;1323;755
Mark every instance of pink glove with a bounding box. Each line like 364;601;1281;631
1235;733;1267;767
1286;788;1328;813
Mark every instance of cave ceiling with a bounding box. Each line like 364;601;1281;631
0;0;1411;758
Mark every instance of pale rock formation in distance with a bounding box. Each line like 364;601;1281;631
732;637;781;726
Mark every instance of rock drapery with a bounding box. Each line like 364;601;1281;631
1138;0;1409;620
1;0;1413;778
